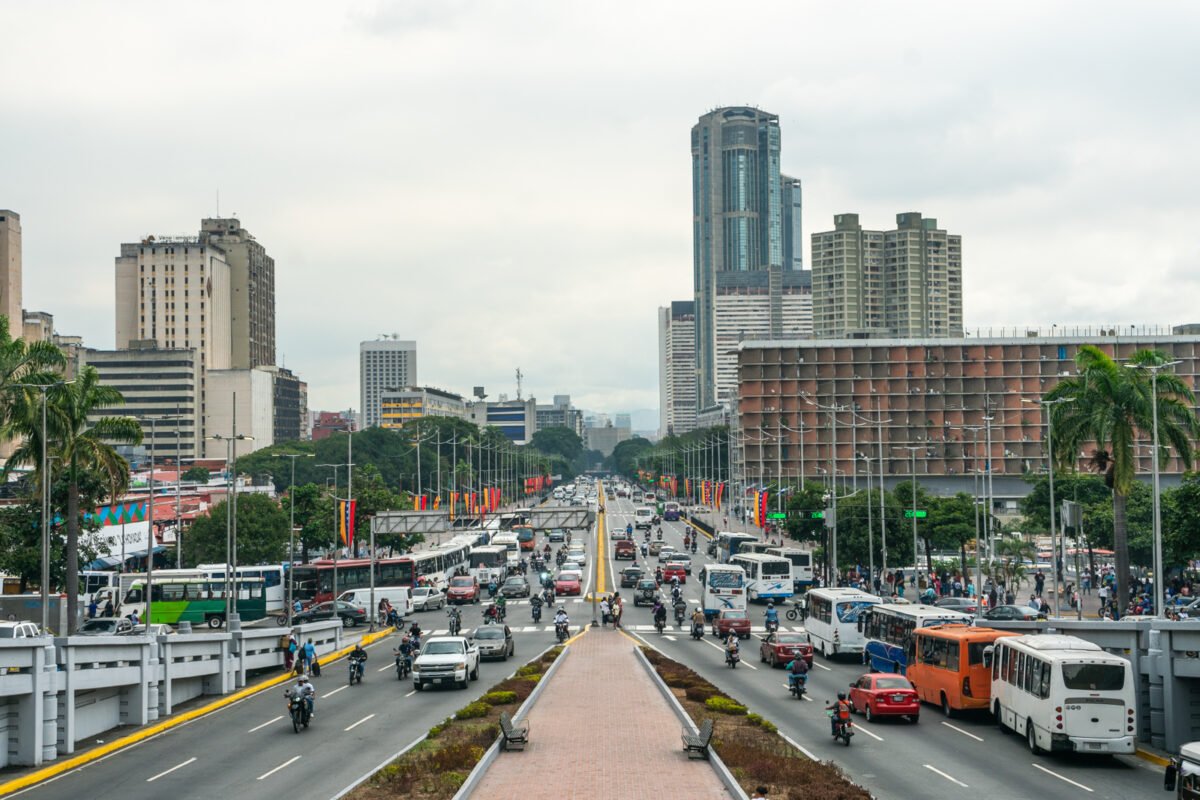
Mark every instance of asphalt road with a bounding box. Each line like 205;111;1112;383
602;494;1162;800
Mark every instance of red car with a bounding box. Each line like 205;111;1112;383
711;609;750;640
554;576;582;596
848;673;920;723
662;564;687;584
758;631;814;668
446;576;480;604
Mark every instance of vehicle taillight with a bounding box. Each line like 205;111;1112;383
962;676;972;697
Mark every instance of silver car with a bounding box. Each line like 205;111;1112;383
411;586;446;612
471;625;514;660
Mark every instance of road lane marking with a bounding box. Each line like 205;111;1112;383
146;757;196;782
1031;763;1093;792
376;663;394;672
941;721;984;741
257;756;301;781
405;690;417;697
247;716;283;733
812;661;832;671
698;637;757;669
344;713;376;731
923;764;968;787
322;685;348;699
851;721;883;741
664;635;677;641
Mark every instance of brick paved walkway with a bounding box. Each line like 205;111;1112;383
472;627;732;799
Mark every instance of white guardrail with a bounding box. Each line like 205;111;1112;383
0;620;342;768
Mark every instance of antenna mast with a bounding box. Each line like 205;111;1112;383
515;368;523;400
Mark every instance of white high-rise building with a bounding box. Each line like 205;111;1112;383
0;210;23;340
714;289;811;404
360;339;417;428
658;301;697;436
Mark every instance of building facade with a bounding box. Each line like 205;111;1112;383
714;275;811;404
0;210;22;340
736;327;1200;497
360;339;417;429
585;424;631;457
812;212;963;340
311;410;355;441
203;368;275;458
380;386;467;428
535;395;584;437
467;397;537;444
261;365;308;444
199;218;276;369
658;301;697;437
22;310;53;343
781;175;803;272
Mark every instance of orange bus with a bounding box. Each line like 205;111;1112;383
514;526;536;552
906;624;1018;716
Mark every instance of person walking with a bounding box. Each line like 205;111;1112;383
599;598;610;628
284;631;298;671
612;594;624;629
302;638;317;675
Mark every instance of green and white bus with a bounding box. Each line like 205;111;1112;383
123;577;268;628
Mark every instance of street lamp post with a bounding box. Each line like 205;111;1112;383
858;453;874;588
1025;397;1074;617
895;446;922;591
206;433;253;624
276;453;315;627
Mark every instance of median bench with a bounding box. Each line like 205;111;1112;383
681;718;714;759
499;711;530;751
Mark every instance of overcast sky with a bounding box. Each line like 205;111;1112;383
5;1;1199;419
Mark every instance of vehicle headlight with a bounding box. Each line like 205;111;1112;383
456;662;467;670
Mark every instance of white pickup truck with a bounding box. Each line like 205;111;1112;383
412;635;480;691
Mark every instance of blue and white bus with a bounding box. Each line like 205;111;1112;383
805;587;881;659
729;553;793;603
766;546;815;591
698;564;747;621
861;603;973;675
715;532;759;563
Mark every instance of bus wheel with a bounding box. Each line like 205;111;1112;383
941;693;954;718
207;615;224;629
1027;722;1043;754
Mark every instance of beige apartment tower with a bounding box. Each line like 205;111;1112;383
199;218;276;369
0;211;22;340
812;212;962;339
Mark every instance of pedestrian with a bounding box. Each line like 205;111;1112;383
302;638;317;674
1034;570;1045;597
599;598;610;627
87;598;98;619
1005;589;1015;606
284;631;298;671
103;599;114;618
613;594;623;629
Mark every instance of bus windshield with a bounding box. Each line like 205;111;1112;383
1061;663;1125;691
836;601;874;623
707;571;744;589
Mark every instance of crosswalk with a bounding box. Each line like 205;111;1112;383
416;624;807;635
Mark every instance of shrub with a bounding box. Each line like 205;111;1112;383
438;771;467;792
685;684;718;702
491;677;537;702
483;690;518;705
706;696;748;715
515;664;542;677
426;716;453;739
542;646;564;662
455;701;490;720
746;713;778;733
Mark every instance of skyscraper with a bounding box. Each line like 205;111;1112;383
199;218;276;368
360;339;417;428
658;301;697;436
781;175;803;271
0;210;22;340
811;212;963;339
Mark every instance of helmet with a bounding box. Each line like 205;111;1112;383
767;602;774;608
299;674;309;683
837;691;846;700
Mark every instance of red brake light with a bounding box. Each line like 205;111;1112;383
962;676;972;697
1055;706;1062;713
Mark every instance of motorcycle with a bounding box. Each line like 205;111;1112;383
448;611;462;636
288;694;311;733
654;615;666;634
828;712;853;746
674;605;687;626
640;544;648;558
690;621;705;640
765;618;779;634
395;651;413;680
532;603;542;623
656;529;663;541
788;674;807;700
348;655;366;685
725;647;740;668
785;601;803;622
691;541;697;554
555;621;569;643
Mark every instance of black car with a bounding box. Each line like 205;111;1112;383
499;576;530;598
633;579;660;606
294;600;368;628
981;605;1040;621
619;566;644;588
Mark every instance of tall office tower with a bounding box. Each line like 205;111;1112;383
811;212;962;339
199;218;276;368
713;282;811;403
780;176;803;271
658;301;697;436
0;211;22;340
360;339;417;428
115;237;233;370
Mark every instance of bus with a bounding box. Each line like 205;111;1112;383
123;577;267;628
729;553;793;603
292;538;474;605
715;532;759;563
862;604;974;675
766;547;815;591
805;587;881;659
698;564;747;620
514;525;536;552
990;635;1136;755
468;545;509;585
663;502;681;522
907;624;1019;716
79;570;122;604
197;563;286;614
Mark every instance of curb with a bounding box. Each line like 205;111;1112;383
454;642;573;800
327;732;428;800
632;645;748;800
0;625;395;797
1135;747;1171;767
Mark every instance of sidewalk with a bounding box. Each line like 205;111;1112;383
471;627;731;799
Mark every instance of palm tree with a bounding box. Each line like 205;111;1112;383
5;367;142;631
1046;346;1199;614
0;317;67;429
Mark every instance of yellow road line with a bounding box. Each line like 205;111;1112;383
595;480;608;593
0;625;395;796
1135;748;1171;767
683;517;715;540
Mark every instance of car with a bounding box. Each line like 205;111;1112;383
759;631;814;668
411;586;447;611
614;540;637;559
470;625;515;660
662;564;687;584
619;566;644;587
610;528;630;541
547;529;566;542
712;609;751;639
447;576;481;604
560;561;582;574
648;541;666;556
934;597;979;614
78;617;134;636
413;635;480;690
293;601;368;628
499;576;530;598
848;673;920;722
130;623;176;637
657;547;678;563
558;568;583;582
980;604;1040;621
666;555;693;574
633;578;660;606
0;621;42;639
554;575;582;596
567;549;587;566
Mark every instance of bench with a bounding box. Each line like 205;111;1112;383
499;711;530;751
681;718;714;759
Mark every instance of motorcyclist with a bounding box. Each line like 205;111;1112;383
626;523;633;537
349;642;368;680
408;621;423;650
640;542;648;557
487;578;498;598
691;539;698;553
826;692;852;736
673;596;688;625
287;673;316;718
654;567;664;585
690;605;705;636
395;635;415;670
765;602;779;631
530;592;543;615
652;600;667;630
670;584;682;604
554;606;569;638
656;526;663;541
495;594;508;619
725;633;740;663
786;655;809;692
447;606;462;634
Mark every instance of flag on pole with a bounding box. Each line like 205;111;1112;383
338;499;356;551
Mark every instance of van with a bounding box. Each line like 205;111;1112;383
336;586;411;618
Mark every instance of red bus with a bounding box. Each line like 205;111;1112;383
514;525;536;552
292;538;473;605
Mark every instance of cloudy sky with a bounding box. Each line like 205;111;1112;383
5;1;1199;420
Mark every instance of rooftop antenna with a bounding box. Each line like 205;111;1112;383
515;367;523;400
216;189;219;217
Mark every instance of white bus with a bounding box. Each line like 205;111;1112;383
766;547;815;591
468;545;509;585
633;507;654;529
198;563;287;613
715;532;759;563
698;564;747;620
861;603;973;675
805;587;881;659
729;553;793;603
990;635;1136;755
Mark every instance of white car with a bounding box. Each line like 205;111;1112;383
0;621;41;639
413;636;480;691
568;549;587;566
411;586;446;611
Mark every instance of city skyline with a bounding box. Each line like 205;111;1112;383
5;1;1200;415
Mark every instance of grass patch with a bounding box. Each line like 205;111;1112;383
348;645;563;800
641;647;869;800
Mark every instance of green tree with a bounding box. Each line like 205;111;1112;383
608;436;655;477
184;493;289;565
182;466;210;483
530;426;583;464
1163;474;1200;569
1047;346;1199;608
0;316;67;430
288;482;334;562
926;493;978;579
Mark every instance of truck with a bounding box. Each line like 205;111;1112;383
412;635;480;691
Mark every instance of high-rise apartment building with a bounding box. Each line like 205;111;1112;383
714;282;812;403
380;386;467;427
658;301;697;436
536;395;584;437
360;339;417;428
812;212;963;339
0;211;22;340
198;218;276;369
